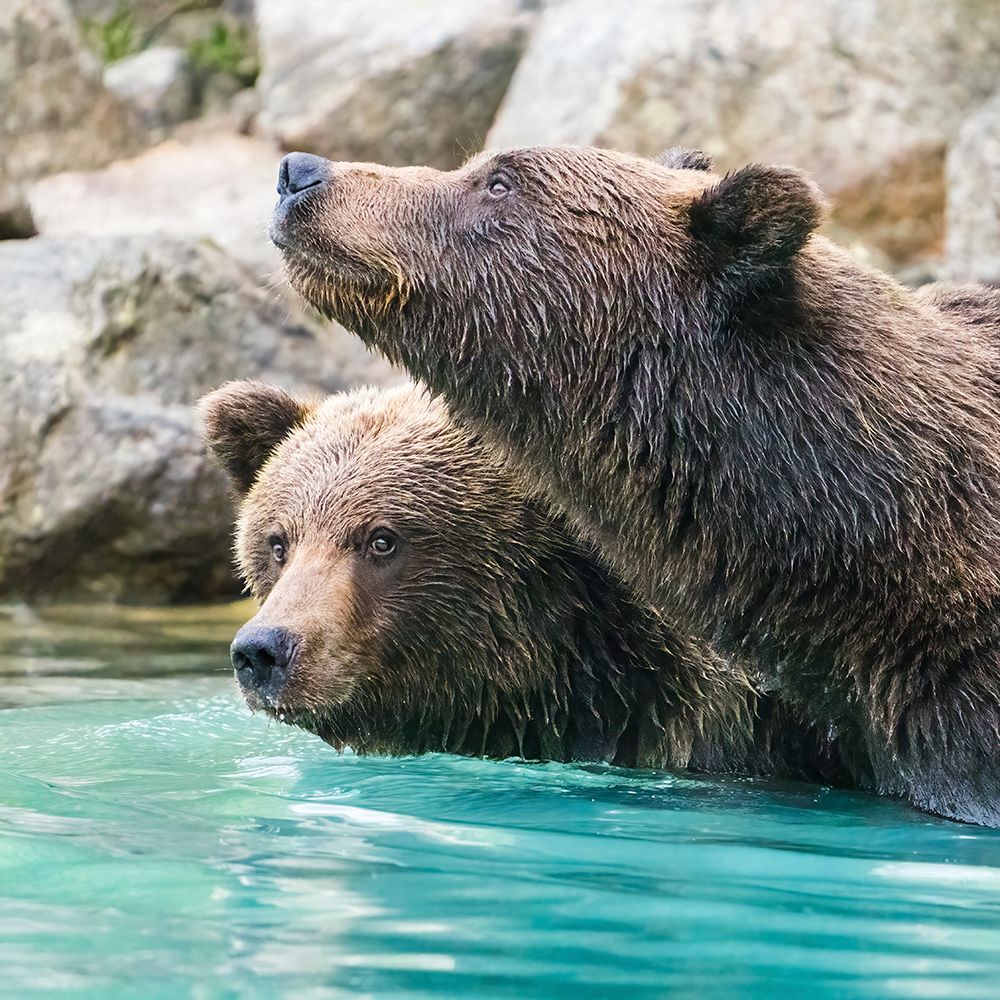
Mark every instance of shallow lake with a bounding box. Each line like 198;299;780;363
2;604;1000;999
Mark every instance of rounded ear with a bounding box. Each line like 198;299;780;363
198;380;310;495
688;164;827;279
655;147;714;171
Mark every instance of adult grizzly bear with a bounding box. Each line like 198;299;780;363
270;146;1000;825
200;379;842;780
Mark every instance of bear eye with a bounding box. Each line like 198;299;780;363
268;535;287;564
487;175;511;199
367;528;398;558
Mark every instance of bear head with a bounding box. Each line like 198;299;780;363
199;380;734;760
270;144;827;391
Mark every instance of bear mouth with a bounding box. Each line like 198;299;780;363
270;195;372;277
271;202;405;310
269;183;326;252
242;664;363;730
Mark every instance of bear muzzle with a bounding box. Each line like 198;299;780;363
278;152;330;200
271;152;332;249
230;622;298;707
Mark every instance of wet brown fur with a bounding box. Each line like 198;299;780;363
273;144;1000;825
200;380;847;780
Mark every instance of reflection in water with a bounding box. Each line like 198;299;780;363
0;601;251;708
1;604;1000;998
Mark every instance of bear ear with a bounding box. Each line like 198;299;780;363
688;163;826;279
655;147;714;171
198;380;310;495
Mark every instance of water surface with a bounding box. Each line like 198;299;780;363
2;604;999;998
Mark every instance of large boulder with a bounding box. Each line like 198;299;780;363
0;236;396;604
103;45;197;130
255;0;535;168
946;93;1000;285
0;0;137;238
487;0;1000;265
28;132;284;281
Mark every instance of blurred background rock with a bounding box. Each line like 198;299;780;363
1;0;998;604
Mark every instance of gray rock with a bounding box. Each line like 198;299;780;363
224;86;261;135
488;0;1000;265
255;0;535;168
0;236;397;604
103;45;196;129
946;94;1000;285
0;0;138;238
28;132;285;281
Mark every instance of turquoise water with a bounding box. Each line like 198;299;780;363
2;606;1000;999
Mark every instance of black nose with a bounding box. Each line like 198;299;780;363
230;624;296;697
277;152;330;199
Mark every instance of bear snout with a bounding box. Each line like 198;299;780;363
277;152;330;202
230;623;298;704
271;152;332;250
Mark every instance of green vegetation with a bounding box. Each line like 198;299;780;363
187;20;259;88
80;3;257;89
82;5;139;65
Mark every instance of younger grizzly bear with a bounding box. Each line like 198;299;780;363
271;147;1000;825
200;379;843;780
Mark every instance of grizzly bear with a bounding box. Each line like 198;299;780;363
270;146;1000;825
199;379;845;781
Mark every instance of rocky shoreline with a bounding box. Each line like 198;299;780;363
2;0;998;602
